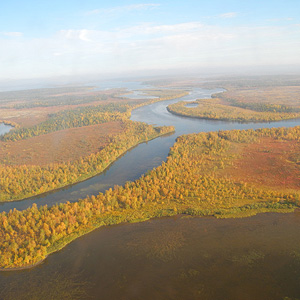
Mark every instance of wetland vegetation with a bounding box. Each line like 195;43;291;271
147;75;300;122
1;76;300;300
0;87;187;202
1;124;300;269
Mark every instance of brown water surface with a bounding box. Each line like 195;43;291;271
1;212;300;299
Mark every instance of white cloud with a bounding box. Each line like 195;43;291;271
1;32;23;37
85;9;101;16
117;22;205;39
60;29;93;42
267;17;293;22
1;21;300;80
219;12;238;18
124;3;161;10
85;3;160;16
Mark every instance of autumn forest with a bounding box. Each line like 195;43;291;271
1;76;300;272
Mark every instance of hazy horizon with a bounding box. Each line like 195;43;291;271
1;0;300;84
1;64;300;92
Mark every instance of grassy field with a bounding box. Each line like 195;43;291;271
218;86;300;107
222;137;300;191
144;75;300;122
166;77;300;122
167;97;300;122
0;121;123;166
0;87;134;127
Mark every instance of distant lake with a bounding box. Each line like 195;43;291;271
0;123;12;136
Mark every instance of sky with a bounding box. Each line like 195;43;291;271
1;0;300;80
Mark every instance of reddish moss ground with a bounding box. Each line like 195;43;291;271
220;86;300;107
0;98;126;127
225;138;300;190
0;121;123;166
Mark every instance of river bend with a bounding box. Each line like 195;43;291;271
0;87;299;213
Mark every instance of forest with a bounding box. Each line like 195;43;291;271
0;88;187;201
167;98;300;122
1;125;299;269
1;90;187;141
1;102;131;141
0;121;174;202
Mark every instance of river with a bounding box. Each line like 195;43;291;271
1;87;299;213
1;87;300;299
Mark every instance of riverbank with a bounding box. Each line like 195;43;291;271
0;200;296;271
167;98;300;123
0;122;175;202
2;125;300;270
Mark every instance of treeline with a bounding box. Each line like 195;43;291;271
211;92;300;113
167;99;300;122
0;121;174;202
14;94;110;109
10;88;187;109
0;120;19;128
1;103;131;141
2;91;188;142
226;99;300;113
0;86;100;107
1;126;300;269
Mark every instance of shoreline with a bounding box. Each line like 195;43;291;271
166;106;300;124
0;91;188;204
1;204;296;271
0;127;175;205
2;86;300;271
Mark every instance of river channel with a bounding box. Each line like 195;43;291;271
1;87;300;299
1;87;299;213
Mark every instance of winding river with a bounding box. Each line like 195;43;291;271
1;87;299;213
1;87;300;299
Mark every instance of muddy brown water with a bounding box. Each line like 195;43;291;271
1;213;300;299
